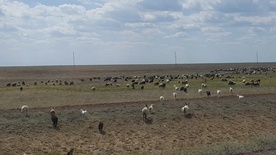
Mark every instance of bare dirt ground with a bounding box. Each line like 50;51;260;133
0;63;275;154
0;93;276;155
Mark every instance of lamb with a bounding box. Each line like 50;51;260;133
201;83;207;88
217;89;221;97
237;94;244;99
206;91;211;97
50;107;58;128
142;104;149;121
159;96;164;103
181;103;189;115
80;109;87;114
173;92;177;100
229;87;233;93
21;105;29;117
198;89;203;95
91;86;96;91
149;104;154;114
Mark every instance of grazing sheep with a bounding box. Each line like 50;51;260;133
142;104;149;121
50;108;58;128
237;94;244;99
185;84;189;88
20;87;23;91
216;89;221;97
201;83;207;88
181;104;189;115
67;148;74;155
159;96;164;103
21;105;29;117
206;91;211;97
149;104;154;114
98;122;104;133
173;92;177;100
80;109;87;114
198;89;203;95
229;87;233;93
91;86;96;91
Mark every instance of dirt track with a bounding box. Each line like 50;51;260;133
0;93;276;154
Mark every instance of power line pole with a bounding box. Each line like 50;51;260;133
175;52;177;65
73;52;75;67
256;51;258;64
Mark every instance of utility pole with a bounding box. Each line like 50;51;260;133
73;52;75;67
175;52;177;65
256;51;258;64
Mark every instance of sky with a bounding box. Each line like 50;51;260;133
0;0;276;66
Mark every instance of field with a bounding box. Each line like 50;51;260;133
0;63;276;155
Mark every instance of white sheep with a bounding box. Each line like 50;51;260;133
229;87;233;93
21;105;29;117
185;84;189;88
198;89;203;95
173;92;177;100
217;89;221;97
149;104;154;114
91;86;96;91
201;83;207;88
80;109;87;114
160;96;165;103
181;104;189;115
142;104;149;121
237;94;244;99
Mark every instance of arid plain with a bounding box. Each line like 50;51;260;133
0;63;275;155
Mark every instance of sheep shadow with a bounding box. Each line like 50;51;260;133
184;113;193;119
144;117;153;124
100;130;106;135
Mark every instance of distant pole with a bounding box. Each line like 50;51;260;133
73;52;75;67
175;52;177;65
256;51;258;64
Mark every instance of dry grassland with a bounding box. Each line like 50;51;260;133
0;63;275;155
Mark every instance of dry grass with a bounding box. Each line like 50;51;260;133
0;63;276;154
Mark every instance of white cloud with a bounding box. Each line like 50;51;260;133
0;0;276;65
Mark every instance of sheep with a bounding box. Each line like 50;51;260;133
50;107;58;128
201;83;207;88
181;103;189;115
229;87;233;93
67;148;74;155
206;91;211;97
216;89;221;97
21;105;29;117
173;92;177;100
198;89;203;95
149;104;154;114
237;94;244;99
142;104;149;121
98;122;104;133
80;109;87;114
91;86;96;91
159;96;164;103
20;87;23;91
185;84;189;88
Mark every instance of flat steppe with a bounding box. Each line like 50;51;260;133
0;63;275;155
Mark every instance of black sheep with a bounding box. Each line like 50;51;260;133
98;122;104;133
51;115;58;128
50;108;58;128
67;148;74;155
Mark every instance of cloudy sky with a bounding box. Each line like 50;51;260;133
1;0;276;66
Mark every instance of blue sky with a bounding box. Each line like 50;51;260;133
0;0;276;66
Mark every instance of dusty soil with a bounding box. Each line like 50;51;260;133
0;93;276;155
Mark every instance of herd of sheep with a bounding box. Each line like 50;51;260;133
11;65;275;154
